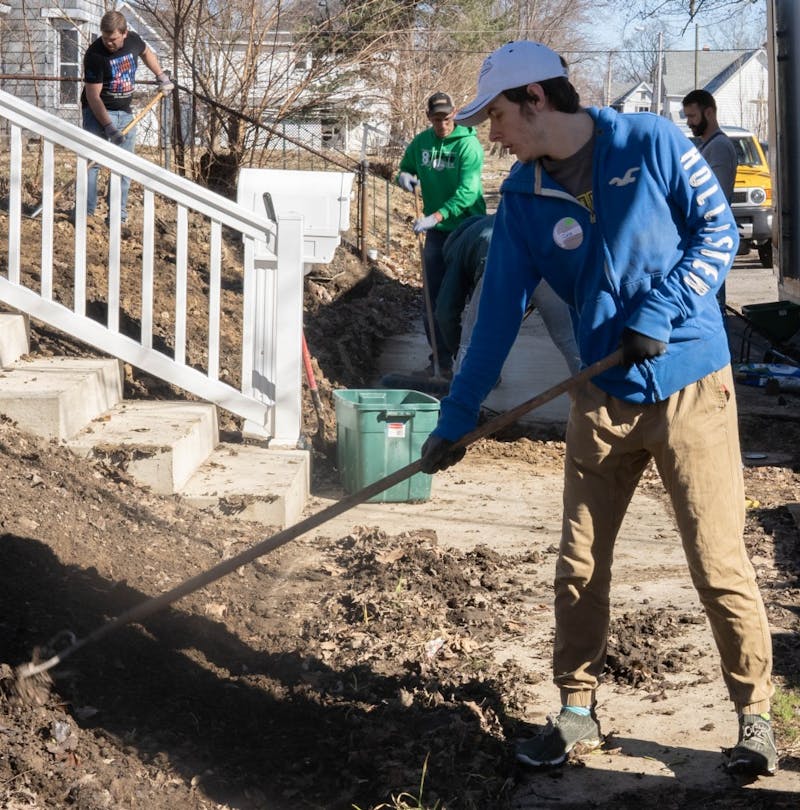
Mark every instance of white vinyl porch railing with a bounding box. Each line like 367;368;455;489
0;89;305;446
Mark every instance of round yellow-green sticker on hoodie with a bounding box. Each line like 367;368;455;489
553;217;583;250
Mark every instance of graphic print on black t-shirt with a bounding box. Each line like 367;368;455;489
575;189;594;213
108;53;137;96
81;31;146;112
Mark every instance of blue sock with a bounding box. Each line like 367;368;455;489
563;705;591;717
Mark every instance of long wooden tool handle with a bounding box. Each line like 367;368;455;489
414;186;441;377
17;349;623;678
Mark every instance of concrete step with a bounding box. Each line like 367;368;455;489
0;357;123;439
180;443;309;528
67;401;219;495
0;313;30;367
0;347;310;527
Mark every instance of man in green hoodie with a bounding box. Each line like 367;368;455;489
396;91;486;378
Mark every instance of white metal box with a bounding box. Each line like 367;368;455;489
237;168;355;265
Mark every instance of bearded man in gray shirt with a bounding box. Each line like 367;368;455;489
683;89;738;315
683;89;737;201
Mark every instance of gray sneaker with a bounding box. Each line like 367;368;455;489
726;713;778;776
516;708;602;767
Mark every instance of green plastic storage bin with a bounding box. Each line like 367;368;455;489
333;389;440;503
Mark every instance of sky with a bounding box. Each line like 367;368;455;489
587;1;767;54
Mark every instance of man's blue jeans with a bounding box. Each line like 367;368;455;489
82;107;135;222
421;228;453;371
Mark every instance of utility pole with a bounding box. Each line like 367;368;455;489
655;31;664;115
691;0;700;89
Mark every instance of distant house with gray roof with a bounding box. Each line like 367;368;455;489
608;80;653;113
610;48;768;139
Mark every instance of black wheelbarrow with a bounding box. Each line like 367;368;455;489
729;300;800;364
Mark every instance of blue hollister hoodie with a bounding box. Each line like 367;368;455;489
434;106;739;442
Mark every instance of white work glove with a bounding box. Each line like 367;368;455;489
156;72;174;94
413;213;439;233
103;123;125;145
397;172;419;193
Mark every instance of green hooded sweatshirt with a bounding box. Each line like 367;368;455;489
397;125;486;232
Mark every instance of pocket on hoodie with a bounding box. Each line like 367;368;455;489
618;271;664;312
575;290;623;364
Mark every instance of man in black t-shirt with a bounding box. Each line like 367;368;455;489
79;10;172;226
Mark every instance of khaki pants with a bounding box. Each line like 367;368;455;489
555;365;773;715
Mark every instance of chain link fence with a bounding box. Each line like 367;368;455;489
1;74;410;262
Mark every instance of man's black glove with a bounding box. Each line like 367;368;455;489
621;328;667;367
103;123;125;145
419;435;466;474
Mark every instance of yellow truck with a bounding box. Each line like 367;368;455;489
725;126;773;269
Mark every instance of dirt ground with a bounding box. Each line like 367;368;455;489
1;156;800;809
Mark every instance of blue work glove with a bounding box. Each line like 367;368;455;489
621;327;667;367
419;435;466;474
397;172;418;192
156;71;174;94
103;123;125;145
413;213;439;234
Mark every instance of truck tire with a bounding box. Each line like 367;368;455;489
758;241;773;269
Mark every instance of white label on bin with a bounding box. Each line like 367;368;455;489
387;422;406;438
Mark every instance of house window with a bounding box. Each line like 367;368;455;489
321;119;338;146
59;26;79;106
293;52;312;73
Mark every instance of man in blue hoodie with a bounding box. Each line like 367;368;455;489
419;41;775;776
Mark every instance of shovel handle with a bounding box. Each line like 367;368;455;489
414;186;442;378
301;332;326;433
451;349;624;450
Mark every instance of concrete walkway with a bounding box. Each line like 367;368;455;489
376;253;780;428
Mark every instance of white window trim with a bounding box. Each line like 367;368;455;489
53;20;82;110
41;8;93;22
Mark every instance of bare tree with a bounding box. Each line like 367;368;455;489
703;2;766;49
130;0;431;179
125;0;607;178
622;0;766;38
370;0;601;140
613;27;675;88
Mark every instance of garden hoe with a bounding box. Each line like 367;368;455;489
14;348;622;700
26;92;163;219
380;186;451;396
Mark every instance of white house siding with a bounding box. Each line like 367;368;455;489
611;82;654;114
1;0;103;127
1;4;395;159
661;51;768;138
714;59;769;138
